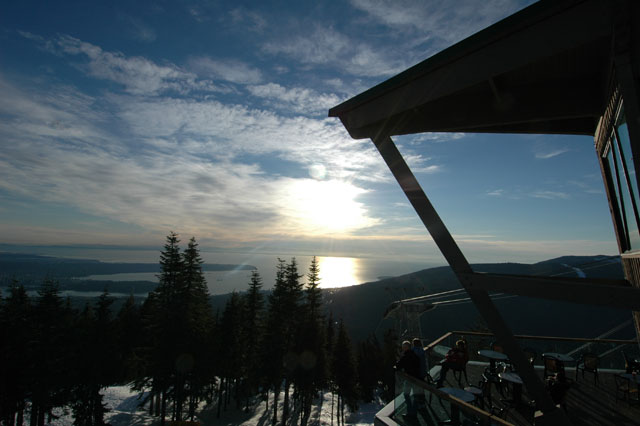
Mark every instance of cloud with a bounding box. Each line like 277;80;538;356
246;83;342;115
400;153;442;174
531;190;569;200
119;14;157;42
410;132;466;144
487;189;504;197
110;94;387;183
349;0;532;47
0;74;385;242
229;7;267;33
535;149;569;159
189;57;263;84
262;26;409;77
23;33;219;95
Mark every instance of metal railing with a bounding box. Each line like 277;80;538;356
375;371;513;426
426;330;639;372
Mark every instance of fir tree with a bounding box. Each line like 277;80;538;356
0;283;31;426
332;320;358;425
241;270;264;410
147;232;184;426
263;258;288;425
116;294;142;383
294;257;328;425
178;237;212;420
30;279;75;426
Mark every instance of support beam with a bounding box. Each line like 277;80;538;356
461;272;640;310
371;135;571;423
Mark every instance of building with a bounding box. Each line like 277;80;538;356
329;0;640;423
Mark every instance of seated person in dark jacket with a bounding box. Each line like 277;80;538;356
436;339;468;387
395;340;420;417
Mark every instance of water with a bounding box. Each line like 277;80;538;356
3;246;440;295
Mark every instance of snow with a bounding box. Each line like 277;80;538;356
38;387;383;425
561;263;586;278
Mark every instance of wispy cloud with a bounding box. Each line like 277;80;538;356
22;32;219;96
349;0;533;47
118;14;157;42
402;153;442;174
531;190;569;200
110;94;385;182
229;7;267;33
0;71;384;241
487;189;504;197
246;83;342;115
535;149;569;159
410;132;466;144
262;26;409;77
189;57;263;84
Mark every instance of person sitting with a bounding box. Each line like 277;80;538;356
436;339;468;387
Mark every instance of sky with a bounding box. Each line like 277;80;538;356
0;0;620;265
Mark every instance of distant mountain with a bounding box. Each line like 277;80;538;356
5;252;630;345
0;252;256;278
315;254;628;343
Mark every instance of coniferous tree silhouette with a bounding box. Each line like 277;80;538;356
241;270;265;411
332;320;358;426
0;283;31;426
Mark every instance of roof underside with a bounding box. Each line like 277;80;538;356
329;0;614;139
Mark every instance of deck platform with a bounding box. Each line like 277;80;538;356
394;362;639;425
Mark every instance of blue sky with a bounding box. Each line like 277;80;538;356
0;0;619;264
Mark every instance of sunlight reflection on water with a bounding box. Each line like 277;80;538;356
317;256;360;288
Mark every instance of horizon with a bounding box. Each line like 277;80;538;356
0;0;620;266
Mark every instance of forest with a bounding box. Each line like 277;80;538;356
0;233;399;426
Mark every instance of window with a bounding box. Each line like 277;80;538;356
602;103;640;251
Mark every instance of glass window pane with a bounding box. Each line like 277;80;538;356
615;106;640;214
612;130;640;250
606;145;626;245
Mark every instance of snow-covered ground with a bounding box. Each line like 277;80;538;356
44;386;382;425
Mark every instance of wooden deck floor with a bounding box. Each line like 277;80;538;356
445;363;639;425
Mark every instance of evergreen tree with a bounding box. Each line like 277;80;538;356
381;329;399;402
72;290;117;426
218;292;245;414
178;237;213;420
332;320;358;425
30;279;75;426
295;257;327;426
241;270;264;410
356;335;384;403
263;258;288;425
281;258;304;425
145;232;184;426
116;294;143;383
0;283;31;426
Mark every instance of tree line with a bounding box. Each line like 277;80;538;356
0;233;398;426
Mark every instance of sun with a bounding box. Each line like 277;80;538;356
286;179;377;234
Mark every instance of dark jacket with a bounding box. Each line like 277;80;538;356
395;349;420;378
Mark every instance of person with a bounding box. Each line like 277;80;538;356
436;339;468;387
411;338;428;410
412;338;428;380
395;340;420;419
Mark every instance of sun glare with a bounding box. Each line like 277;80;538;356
318;256;361;288
287;179;375;234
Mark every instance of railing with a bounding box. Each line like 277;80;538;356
377;331;639;425
375;371;512;426
426;330;639;372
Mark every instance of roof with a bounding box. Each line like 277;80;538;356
329;0;615;139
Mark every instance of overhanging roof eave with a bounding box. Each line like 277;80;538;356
329;0;612;138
